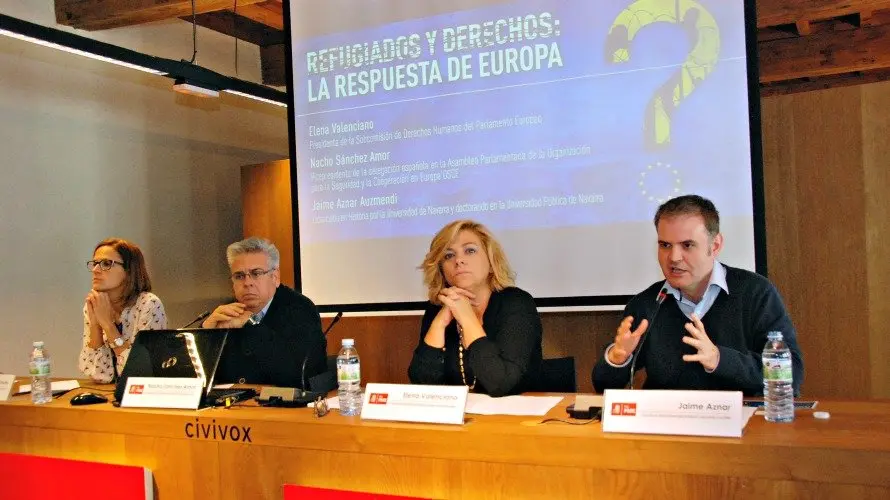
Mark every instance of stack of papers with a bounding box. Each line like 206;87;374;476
465;394;563;416
311;394;563;417
16;379;80;394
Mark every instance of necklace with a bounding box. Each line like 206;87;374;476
457;324;476;390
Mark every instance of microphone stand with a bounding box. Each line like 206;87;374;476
627;288;668;389
179;311;210;329
301;312;344;394
323;311;343;336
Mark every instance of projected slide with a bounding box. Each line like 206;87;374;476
289;0;757;307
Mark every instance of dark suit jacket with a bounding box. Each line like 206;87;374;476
215;285;326;389
408;287;543;397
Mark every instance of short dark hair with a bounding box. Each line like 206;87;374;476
93;238;152;307
653;195;720;237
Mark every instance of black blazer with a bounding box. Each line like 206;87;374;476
215;285;326;389
408;287;543;397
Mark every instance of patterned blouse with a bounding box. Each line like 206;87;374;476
78;291;167;383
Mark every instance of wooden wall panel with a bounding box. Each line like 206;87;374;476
540;311;622;392
241;159;294;288
323;315;419;386
762;87;872;398
861;82;890;398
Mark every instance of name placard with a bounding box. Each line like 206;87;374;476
121;377;204;409
602;389;744;438
361;383;468;425
0;375;15;401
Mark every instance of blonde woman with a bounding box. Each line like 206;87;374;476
408;220;542;396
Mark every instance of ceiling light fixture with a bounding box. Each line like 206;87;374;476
0;27;165;75
173;78;220;98
223;89;288;107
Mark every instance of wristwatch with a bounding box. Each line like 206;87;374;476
112;337;125;347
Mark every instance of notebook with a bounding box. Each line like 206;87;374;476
113;329;240;406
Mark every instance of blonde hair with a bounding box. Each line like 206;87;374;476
420;220;515;303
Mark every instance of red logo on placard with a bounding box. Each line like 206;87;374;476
610;402;637;416
129;385;144;394
368;393;388;404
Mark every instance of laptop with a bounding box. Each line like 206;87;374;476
114;329;251;406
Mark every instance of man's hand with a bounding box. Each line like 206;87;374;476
608;316;649;365
682;314;720;372
203;303;252;329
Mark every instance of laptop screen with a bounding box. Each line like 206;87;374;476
114;329;229;402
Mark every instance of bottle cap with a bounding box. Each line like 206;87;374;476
33;341;44;347
813;411;830;420
342;338;355;346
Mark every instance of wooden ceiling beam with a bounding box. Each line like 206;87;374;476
761;68;890;96
260;44;286;86
185;11;284;47
759;22;890;82
860;10;876;26
757;0;890;28
55;0;266;31
237;2;284;31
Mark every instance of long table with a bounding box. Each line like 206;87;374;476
1;386;889;499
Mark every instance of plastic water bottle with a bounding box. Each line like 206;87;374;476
762;331;794;422
336;338;362;416
29;341;52;405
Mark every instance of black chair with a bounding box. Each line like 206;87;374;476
326;353;337;374
307;354;339;393
538;356;577;393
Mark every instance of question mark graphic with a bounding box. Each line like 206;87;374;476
606;0;720;150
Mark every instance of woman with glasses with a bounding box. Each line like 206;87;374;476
78;238;167;383
408;220;543;397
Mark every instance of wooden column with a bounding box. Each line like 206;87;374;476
241;159;294;288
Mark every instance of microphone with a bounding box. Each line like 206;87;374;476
257;331;331;407
627;287;668;389
179;310;211;329
285;350;324;406
303;312;343;394
301;351;313;392
323;311;343;336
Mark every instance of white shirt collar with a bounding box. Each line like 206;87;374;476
663;261;728;304
250;296;274;324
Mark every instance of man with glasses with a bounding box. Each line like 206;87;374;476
204;237;327;389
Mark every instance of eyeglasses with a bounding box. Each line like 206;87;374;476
313;396;329;418
86;259;125;271
230;268;276;282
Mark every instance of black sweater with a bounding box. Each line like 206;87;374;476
216;285;327;389
593;265;804;396
408;287;543;397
